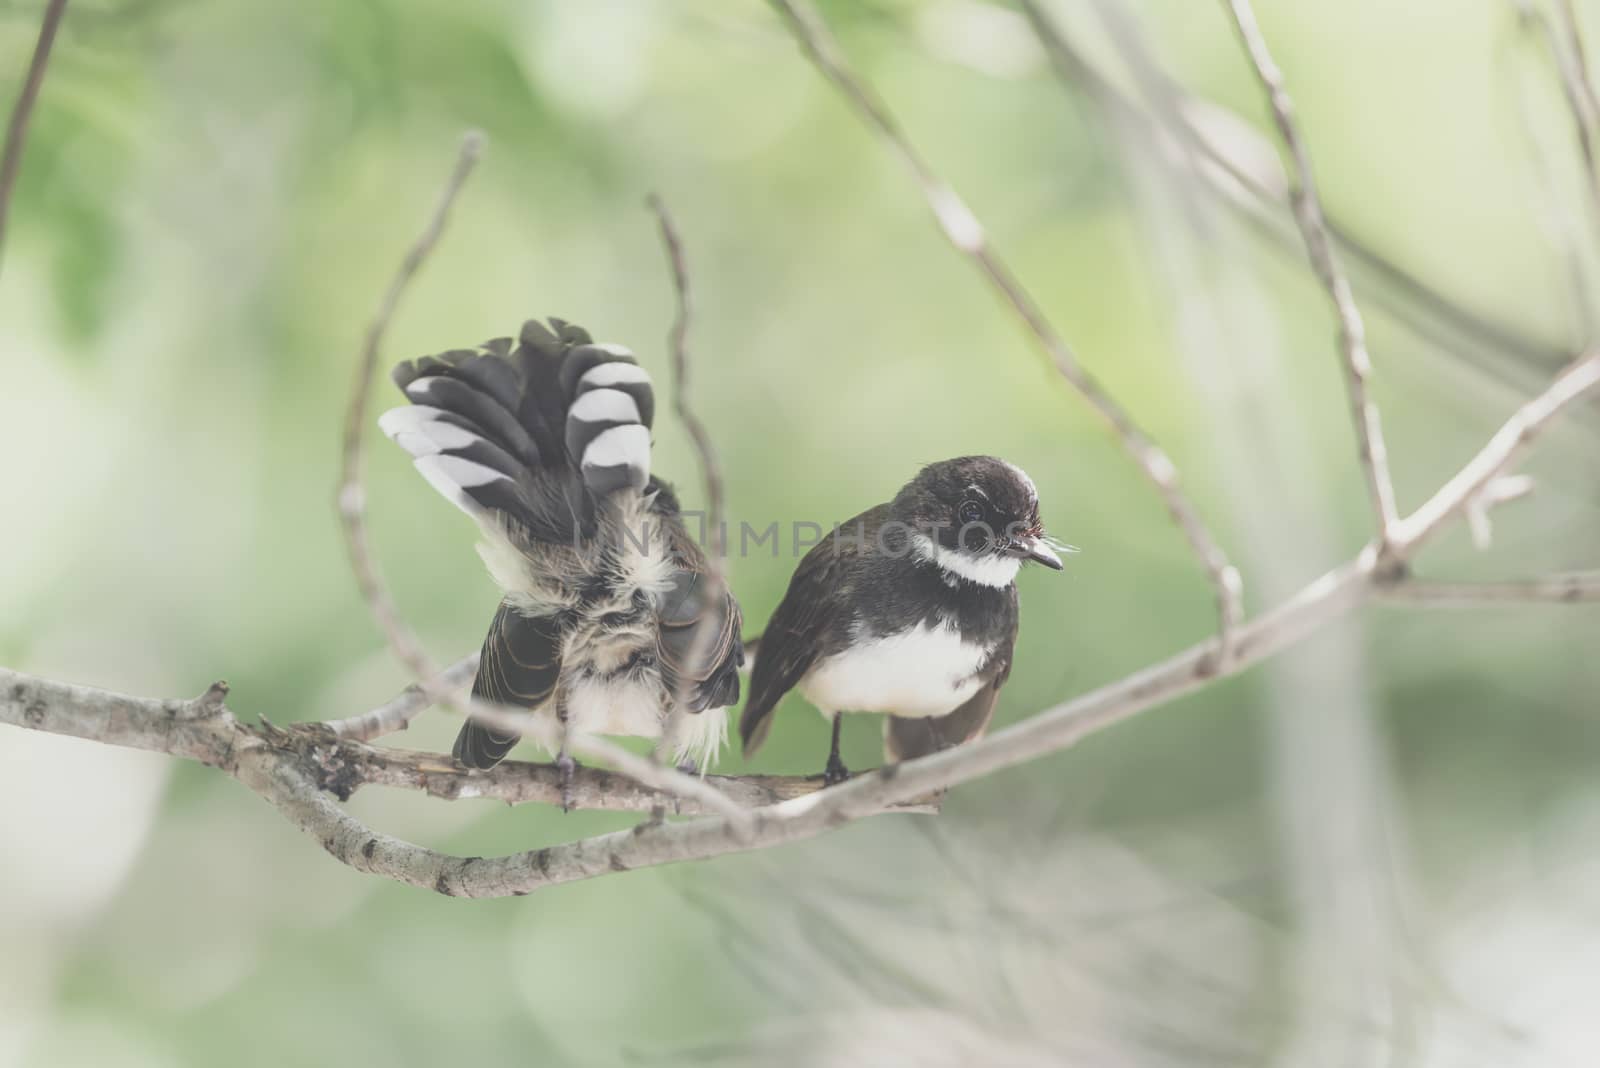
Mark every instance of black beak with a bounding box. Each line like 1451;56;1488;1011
1005;536;1064;571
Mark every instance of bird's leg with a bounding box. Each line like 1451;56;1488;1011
555;686;577;813
823;712;850;786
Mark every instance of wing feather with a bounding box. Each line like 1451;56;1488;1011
453;604;563;769
739;507;882;755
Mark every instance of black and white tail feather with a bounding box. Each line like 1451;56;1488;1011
380;318;743;771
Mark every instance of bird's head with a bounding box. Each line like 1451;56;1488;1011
891;456;1066;585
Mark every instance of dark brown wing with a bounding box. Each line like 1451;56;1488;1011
453;603;563;769
740;506;883;755
656;569;744;714
653;495;745;716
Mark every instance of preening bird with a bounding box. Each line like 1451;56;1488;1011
379;318;743;796
740;457;1063;782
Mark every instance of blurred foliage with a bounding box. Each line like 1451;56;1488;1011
2;0;1599;1065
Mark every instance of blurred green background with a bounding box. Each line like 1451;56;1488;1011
3;0;1599;1064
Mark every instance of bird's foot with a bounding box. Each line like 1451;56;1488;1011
557;753;579;813
822;754;851;787
675;758;698;776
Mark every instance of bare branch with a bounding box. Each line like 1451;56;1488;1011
767;0;1244;666
1221;0;1401;547
1516;0;1600;225
321;654;479;742
1378;571;1600;605
1390;350;1600;553
0;667;934;898
6;343;1595;896
0;667;935;816
648;193;726;558
647;192;735;747
0;0;68;276
324;738;936;813
335;130;484;706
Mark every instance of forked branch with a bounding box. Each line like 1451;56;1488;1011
5;351;1595;896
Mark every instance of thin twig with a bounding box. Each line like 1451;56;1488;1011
7;342;1595;896
1221;0;1401;549
0;0;68;276
322;654;479;741
1518;0;1600;226
648;193;726;558
1504;15;1600;339
767;0;1244;666
1378;571;1600;605
336;130;484;706
1390;350;1600;553
647;193;734;751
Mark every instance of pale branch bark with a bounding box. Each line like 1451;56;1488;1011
0;668;934;818
0;0;68;277
648;193;726;558
5;350;1595;896
1222;0;1401;547
1377;571;1600;605
1388;352;1600;553
321;653;478;742
330;133;749;823
767;0;1245;666
335;130;484;709
648;192;734;730
307;736;934;813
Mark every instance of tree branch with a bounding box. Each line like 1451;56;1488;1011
0;0;68;277
767;0;1245;666
1389;351;1600;553
647;192;735;736
320;653;479;742
1378;571;1600;605
648;193;726;558
335;130;484;710
1222;0;1401;548
6;350;1595;896
0;668;936;819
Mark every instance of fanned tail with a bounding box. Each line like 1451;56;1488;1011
381;317;660;769
380;318;657;544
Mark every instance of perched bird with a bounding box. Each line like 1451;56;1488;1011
740;456;1063;782
379;318;743;796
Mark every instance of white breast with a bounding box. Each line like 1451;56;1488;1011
799;620;991;719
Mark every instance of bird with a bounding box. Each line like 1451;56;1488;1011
378;317;743;801
740;456;1064;783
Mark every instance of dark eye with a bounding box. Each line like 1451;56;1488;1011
958;500;984;526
